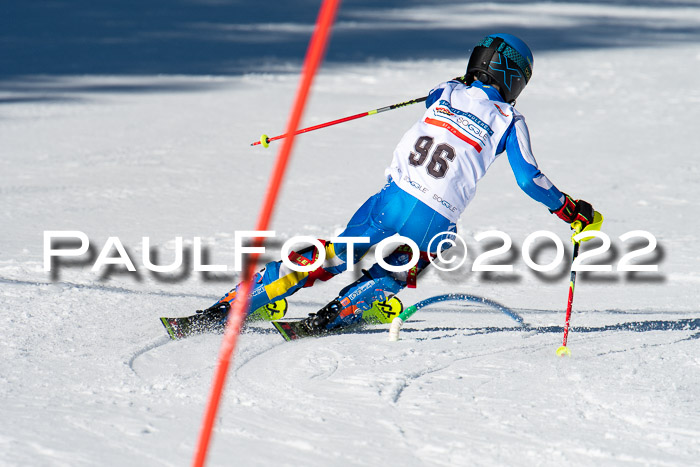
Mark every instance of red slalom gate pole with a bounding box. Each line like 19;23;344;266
192;1;341;466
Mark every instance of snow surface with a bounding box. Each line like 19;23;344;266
2;1;700;466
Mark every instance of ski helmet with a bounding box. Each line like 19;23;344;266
466;33;534;103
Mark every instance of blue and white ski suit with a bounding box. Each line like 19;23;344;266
216;80;567;327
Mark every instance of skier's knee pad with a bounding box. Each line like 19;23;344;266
283;239;343;289
296;238;373;285
321;239;373;276
258;240;336;300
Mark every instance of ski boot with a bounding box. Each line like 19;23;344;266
301;299;343;334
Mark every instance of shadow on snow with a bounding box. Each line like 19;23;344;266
2;0;700;98
401;318;700;336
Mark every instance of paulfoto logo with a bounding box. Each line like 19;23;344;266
42;231;418;277
43;229;661;279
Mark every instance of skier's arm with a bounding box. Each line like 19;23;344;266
503;117;565;210
503;117;594;226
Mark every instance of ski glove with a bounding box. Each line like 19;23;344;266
551;194;594;229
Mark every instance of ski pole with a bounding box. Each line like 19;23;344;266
251;95;428;147
556;224;582;357
556;211;604;357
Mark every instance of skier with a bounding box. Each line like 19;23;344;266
202;33;595;334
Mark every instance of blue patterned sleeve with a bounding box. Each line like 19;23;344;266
503;117;565;211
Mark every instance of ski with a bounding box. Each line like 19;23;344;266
160;295;403;341
160;299;288;340
271;296;403;341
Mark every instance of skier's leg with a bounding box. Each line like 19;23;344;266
203;183;397;317
335;184;457;313
303;246;436;330
306;186;457;331
285;179;420;283
261;183;400;301
205;242;335;316
318;182;396;275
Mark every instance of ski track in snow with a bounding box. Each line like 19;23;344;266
126;336;172;376
211;309;699;466
1;272;699;465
